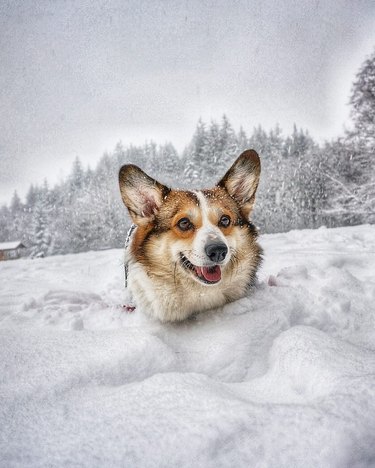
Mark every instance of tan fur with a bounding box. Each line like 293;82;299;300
119;150;262;322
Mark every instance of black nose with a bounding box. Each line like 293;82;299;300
205;243;228;263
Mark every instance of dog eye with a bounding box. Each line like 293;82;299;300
177;217;193;231
219;215;231;228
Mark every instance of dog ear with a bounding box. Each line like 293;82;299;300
217;149;261;219
119;165;170;225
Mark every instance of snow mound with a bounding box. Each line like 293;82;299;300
1;225;375;467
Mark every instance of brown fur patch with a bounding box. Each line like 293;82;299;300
202;187;242;234
131;190;200;262
154;190;200;232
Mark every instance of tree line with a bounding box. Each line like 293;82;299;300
1;48;374;258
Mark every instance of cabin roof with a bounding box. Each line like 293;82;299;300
0;241;26;251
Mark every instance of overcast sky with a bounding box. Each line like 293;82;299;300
1;0;375;204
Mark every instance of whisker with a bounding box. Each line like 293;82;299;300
174;261;178;288
180;250;207;262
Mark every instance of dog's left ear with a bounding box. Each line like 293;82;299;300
119;165;170;226
217;149;261;219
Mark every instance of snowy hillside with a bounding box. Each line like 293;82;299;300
1;224;375;467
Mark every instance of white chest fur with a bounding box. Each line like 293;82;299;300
127;258;252;322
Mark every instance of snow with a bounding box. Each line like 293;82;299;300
1;224;375;467
0;241;24;250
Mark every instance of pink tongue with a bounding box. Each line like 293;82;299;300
196;265;222;282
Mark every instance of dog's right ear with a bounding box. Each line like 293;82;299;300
118;165;170;226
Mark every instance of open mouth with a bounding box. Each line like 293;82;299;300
179;253;222;285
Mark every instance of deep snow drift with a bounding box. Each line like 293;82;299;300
1;225;375;467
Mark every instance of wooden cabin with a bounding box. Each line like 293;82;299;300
0;241;26;261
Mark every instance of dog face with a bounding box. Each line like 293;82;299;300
119;150;262;321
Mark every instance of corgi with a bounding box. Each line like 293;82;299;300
118;149;262;322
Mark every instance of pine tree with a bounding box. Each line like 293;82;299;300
268;125;283;157
25;185;38;213
69;156;85;200
30;198;51;258
346;48;375;188
248;125;268;155
183;119;208;185
113;141;126;167
283;125;314;159
350;47;375;145
9;191;23;241
10;191;22;214
237;126;248;153
321;49;375;226
159;143;181;186
0;205;12;242
218;114;238;171
201;120;221;183
144;141;159;176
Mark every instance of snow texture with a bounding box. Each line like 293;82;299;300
1;224;375;467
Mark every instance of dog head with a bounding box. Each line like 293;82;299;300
118;150;261;287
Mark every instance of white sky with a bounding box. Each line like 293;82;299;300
1;0;375;204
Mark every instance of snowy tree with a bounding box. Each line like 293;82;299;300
350;47;375;145
25;185;38;213
4;103;373;256
29;197;52;258
144;142;159;176
236;126;249;153
10;191;22;214
69;156;85;199
184;116;239;186
248;125;269;155
283;125;314;159
319;49;375;227
267;125;284;157
0;205;12;242
290;148;327;228
159;143;181;186
346;48;375;202
183;119;208;185
113;141;126;168
251;126;287;232
200;120;221;183
122;144;147;169
322;138;375;226
8;191;24;241
217;115;238;171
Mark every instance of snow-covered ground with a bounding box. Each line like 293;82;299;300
1;224;375;467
